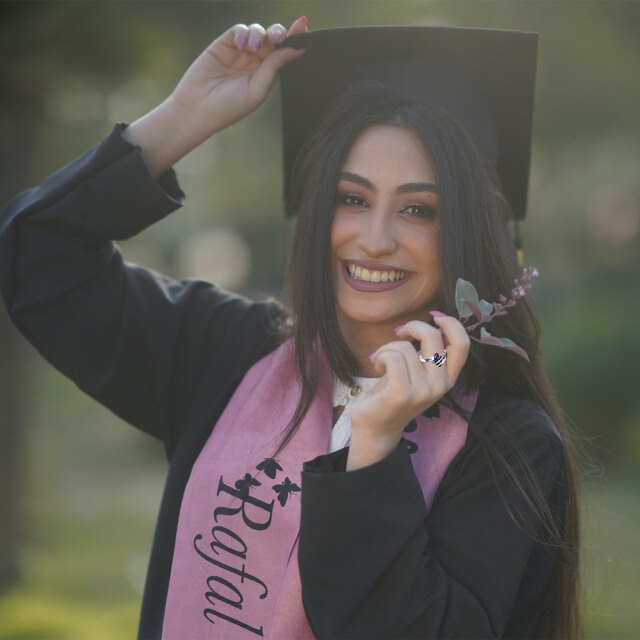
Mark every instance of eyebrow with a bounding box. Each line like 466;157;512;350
338;171;438;195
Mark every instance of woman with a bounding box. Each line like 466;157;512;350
0;17;582;640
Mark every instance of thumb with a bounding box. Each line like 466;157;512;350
251;47;306;97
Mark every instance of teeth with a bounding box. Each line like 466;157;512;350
346;263;408;282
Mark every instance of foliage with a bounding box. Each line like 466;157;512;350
455;267;539;362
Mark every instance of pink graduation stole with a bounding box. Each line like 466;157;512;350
161;337;479;639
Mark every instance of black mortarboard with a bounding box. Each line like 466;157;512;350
276;25;538;221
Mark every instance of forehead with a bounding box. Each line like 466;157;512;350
341;124;434;181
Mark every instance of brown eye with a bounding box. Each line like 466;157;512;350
402;203;437;218
337;194;366;207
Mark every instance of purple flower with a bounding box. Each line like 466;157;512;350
455;267;539;350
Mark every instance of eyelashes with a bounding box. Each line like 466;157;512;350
336;193;437;218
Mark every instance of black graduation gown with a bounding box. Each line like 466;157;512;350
0;122;567;640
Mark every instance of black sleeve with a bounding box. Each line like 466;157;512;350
298;397;567;639
0;122;279;455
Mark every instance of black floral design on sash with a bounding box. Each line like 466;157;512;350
272;477;301;507
402;439;419;454
422;404;441;419
401;418;418;455
403;419;418;433
256;457;283;479
400;403;442;454
229;457;303;509
235;472;262;499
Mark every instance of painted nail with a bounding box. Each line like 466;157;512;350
392;324;405;333
249;36;261;52
430;310;446;317
284;48;306;62
367;350;377;361
271;27;285;41
236;34;247;50
299;16;308;26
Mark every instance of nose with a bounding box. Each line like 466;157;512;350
356;208;398;257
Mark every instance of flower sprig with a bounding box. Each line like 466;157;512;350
455;267;539;363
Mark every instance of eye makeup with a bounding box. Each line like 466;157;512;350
335;192;437;218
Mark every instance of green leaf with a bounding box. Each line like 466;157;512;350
478;299;494;316
463;299;485;322
465;299;495;322
497;337;519;348
471;331;531;363
456;278;479;318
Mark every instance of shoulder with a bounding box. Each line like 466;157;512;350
231;294;292;373
440;391;566;492
471;390;562;443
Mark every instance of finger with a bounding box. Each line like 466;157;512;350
398;322;445;355
396;320;456;384
287;16;308;37
266;23;287;44
246;23;267;54
424;314;471;381
373;350;411;398
373;341;429;392
394;319;444;346
430;313;470;373
231;24;249;51
250;41;305;96
267;17;308;73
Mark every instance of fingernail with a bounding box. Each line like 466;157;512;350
249;36;261;52
271;27;285;41
367;350;376;361
430;310;446;317
299;16;308;26
392;324;404;333
284;48;305;62
236;34;247;50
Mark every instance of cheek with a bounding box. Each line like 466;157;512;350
330;212;355;254
405;228;440;272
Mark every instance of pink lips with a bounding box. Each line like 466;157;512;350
341;260;414;292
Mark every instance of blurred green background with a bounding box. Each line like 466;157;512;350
0;1;638;638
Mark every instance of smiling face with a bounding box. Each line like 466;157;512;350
331;124;442;330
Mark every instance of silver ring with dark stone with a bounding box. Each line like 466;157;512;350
418;349;448;367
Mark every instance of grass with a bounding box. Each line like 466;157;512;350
579;467;640;639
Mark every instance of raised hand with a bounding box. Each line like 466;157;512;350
170;17;308;139
350;314;471;449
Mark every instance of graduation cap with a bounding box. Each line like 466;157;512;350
275;25;538;235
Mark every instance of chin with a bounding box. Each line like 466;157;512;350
336;300;405;326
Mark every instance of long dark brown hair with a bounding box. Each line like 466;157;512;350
262;80;585;639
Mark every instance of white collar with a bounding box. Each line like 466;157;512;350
332;372;381;408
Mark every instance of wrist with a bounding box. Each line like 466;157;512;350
346;428;401;472
123;95;213;178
